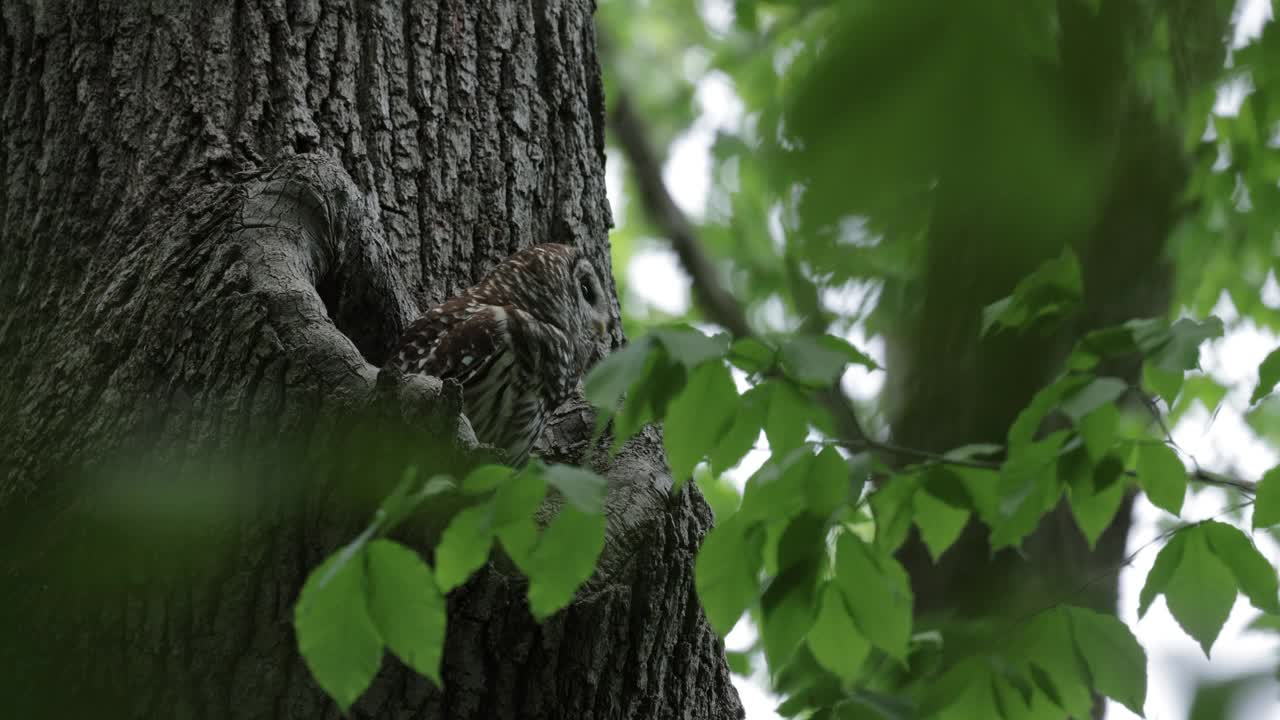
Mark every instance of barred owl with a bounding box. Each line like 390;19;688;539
388;243;613;465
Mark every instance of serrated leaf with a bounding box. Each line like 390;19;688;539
1064;606;1147;715
583;338;654;409
1137;443;1186;515
1058;377;1127;422
1017;614;1094;717
1008;375;1091;448
760;559;819;670
834;533;912;661
1078;403;1119;461
651;324;731;368
807;445;852;517
1202;520;1280;615
739;448;813;524
365;540;446;686
1254;465;1280;529
807;583;871;683
1164;526;1237;656
1139;530;1187;618
540;463;607;513
434;504;494;592
766;381;813;455
728;336;775;373
696;515;765;636
696;467;742;520
869;474;917;553
913;489;969;562
1143;361;1184;406
665;361;740;485
491;472;547;568
1067;454;1127;549
462;465;513;494
523;504;605;619
1251;346;1280;404
710;383;767;473
294;549;383;712
990;433;1067;550
779;335;878;386
981;249;1082;336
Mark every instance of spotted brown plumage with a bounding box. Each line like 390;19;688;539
388;243;612;464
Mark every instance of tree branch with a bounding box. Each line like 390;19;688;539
607;87;872;447
832;438;1258;495
607;92;751;339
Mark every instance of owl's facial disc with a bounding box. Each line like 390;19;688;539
573;258;611;342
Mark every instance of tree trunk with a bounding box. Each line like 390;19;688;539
0;2;742;719
883;1;1231;707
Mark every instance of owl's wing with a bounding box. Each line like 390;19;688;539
392;302;513;389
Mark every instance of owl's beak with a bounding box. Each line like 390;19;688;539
594;317;610;339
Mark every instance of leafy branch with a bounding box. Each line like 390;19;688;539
608;84;872;447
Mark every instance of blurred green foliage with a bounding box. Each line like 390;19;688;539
597;0;1280;718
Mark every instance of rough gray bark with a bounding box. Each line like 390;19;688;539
0;2;742;719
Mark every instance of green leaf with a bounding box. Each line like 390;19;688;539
728;336;775;373
651;324;731;368
1008;374;1091;448
920;464;976;510
990;432;1067;550
1078;403;1119;461
491;471;547;567
1066;453;1127;549
1164;526;1238;656
834;533;913;661
434;504;494;592
1058;377;1127;423
913;488;969;562
779;335;878;386
760;559;820;670
1143;361;1184;407
1158;317;1224;372
739;448;812;524
1137;443;1186;515
869;474;917;553
583;337;654;409
540;464;607;513
611;351;687;448
696;514;765;636
807;583;871;683
523;504;606;619
1202;520;1280;615
364;540;446;686
1138;530;1186;618
1254;465;1280;529
766;381;813;455
462;465;513;494
807;445;852;518
695;467;742;521
710;382;767;473
1064;606;1148;715
1016;614;1094;717
664;361;740;484
1251;346;1280;404
981;248;1083;336
294;548;383;712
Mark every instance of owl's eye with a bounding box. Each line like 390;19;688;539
579;276;597;305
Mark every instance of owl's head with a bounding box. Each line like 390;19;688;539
478;243;614;369
569;251;611;345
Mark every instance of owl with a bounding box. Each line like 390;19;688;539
388;243;613;465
